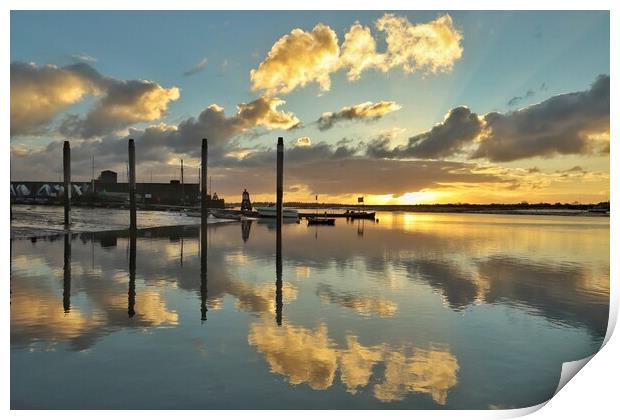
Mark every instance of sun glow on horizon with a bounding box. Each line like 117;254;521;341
370;191;447;205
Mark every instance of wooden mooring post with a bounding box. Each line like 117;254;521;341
63;141;71;226
276;137;283;224
201;139;208;222
200;138;209;322
128;139;137;230
275;136;284;325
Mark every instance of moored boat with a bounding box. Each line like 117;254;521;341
307;216;335;226
345;210;376;220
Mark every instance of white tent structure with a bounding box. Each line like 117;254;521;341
15;184;31;197
36;184;57;198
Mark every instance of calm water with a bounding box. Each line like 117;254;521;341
10;212;609;409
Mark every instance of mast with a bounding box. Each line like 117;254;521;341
180;158;184;204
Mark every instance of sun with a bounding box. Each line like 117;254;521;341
369;191;445;205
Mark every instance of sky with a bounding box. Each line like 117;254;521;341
10;10;610;204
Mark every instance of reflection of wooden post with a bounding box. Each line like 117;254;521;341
200;223;208;323
63;234;71;313
63;141;71;226
201;139;208;222
128;139;137;230
128;229;136;318
275;222;283;326
200;138;208;322
275;137;284;326
276;137;283;224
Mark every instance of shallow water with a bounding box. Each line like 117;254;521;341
10;212;609;409
10;204;220;238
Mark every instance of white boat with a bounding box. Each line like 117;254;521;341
255;205;299;218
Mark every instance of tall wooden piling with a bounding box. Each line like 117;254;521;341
201;139;208;221
63;141;71;226
128;139;137;230
275;136;284;325
276;137;284;223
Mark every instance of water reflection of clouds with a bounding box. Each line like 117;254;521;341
248;318;459;405
374;346;459;404
11;237;179;351
317;284;398;317
10;215;608;407
249;320;338;390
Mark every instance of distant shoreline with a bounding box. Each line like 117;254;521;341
10;202;609;217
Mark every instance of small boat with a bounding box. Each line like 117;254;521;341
255;205;299;219
345;210;376;220
307;216;335;226
211;209;242;220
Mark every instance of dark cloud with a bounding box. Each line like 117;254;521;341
474;75;609;162
229;147;505;196
370;107;482;159
507;89;535;107
367;75;609;163
317;101;401;131
11;97;301;183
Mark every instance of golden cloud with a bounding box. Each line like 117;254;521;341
251;14;463;95
102;83;180;124
236;96;300;129
296;136;312;147
376;14;463;74
66;81;180;137
340;22;385;81
10;62;102;136
250;24;341;95
11;61;181;138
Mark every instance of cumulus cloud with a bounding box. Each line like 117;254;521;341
11;95;301;184
474;74;610;162
183;58;209;76
370;75;609;162
317;100;401;131
389;106;482;159
251;14;463;95
11;61;180;138
10;62;103;136
60;79;180;138
250;23;341;95
374;13;463;74
339;22;385;81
